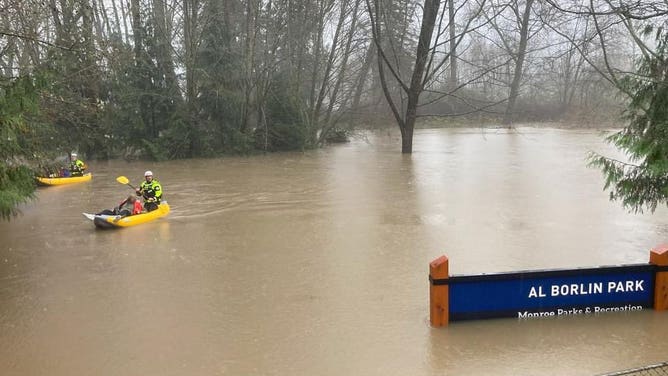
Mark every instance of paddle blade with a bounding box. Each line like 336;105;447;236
116;176;129;185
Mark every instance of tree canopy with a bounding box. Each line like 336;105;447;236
0;76;45;220
589;25;668;213
1;0;667;220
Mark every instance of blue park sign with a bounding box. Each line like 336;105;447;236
440;265;656;321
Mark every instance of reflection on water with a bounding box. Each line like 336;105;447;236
0;127;667;376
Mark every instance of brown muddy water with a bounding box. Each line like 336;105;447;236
1;127;667;376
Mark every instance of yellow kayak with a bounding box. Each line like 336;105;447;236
83;202;170;229
36;172;92;186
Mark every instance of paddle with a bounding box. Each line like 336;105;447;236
116;175;151;202
116;175;137;190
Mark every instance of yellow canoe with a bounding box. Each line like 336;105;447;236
84;201;170;229
36;172;92;186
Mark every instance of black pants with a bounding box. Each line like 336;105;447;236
144;202;159;212
96;208;131;217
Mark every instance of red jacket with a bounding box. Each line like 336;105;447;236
118;199;143;215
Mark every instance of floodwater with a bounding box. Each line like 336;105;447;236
1;127;667;376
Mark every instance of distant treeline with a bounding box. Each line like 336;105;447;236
4;1;668;219
1;0;634;161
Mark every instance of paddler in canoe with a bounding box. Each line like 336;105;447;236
83;175;169;228
134;170;163;212
35;152;92;185
95;170;162;218
96;195;143;219
68;152;87;177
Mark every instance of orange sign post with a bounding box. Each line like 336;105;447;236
429;255;449;327
650;244;668;311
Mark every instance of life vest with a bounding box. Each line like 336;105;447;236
139;179;163;203
118;199;143;215
70;159;86;175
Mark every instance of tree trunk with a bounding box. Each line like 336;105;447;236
91;0;107;40
108;0;123;39
183;0;198;106
118;0;130;44
129;0;142;61
313;0;347;132
403;0;440;153
308;0;326;143
318;0;362;144
81;0;100;100
152;0;180;98
447;0;457;91
370;0;440;153
240;0;259;134
502;0;534;126
351;42;375;113
49;0;63;40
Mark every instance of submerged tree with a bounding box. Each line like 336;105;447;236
366;0;441;153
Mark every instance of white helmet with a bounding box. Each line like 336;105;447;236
144;170;153;177
71;153;77;157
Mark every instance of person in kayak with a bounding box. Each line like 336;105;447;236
69;153;87;176
136;170;163;212
96;195;143;217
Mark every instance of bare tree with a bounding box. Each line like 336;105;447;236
366;0;490;152
367;0;441;153
183;0;198;106
502;0;534;125
447;0;458;90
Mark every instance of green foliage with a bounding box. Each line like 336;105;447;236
0;165;36;220
260;76;311;151
0;76;44;221
0;76;43;159
139;21;184;141
151;113;195;159
96;41;151;158
40;35;106;158
589;28;668;213
141;138;168;161
194;1;249;156
324;128;351;144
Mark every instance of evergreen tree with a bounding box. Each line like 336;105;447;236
589;27;668;213
0;76;45;220
195;0;248;156
40;0;106;158
263;73;309;151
